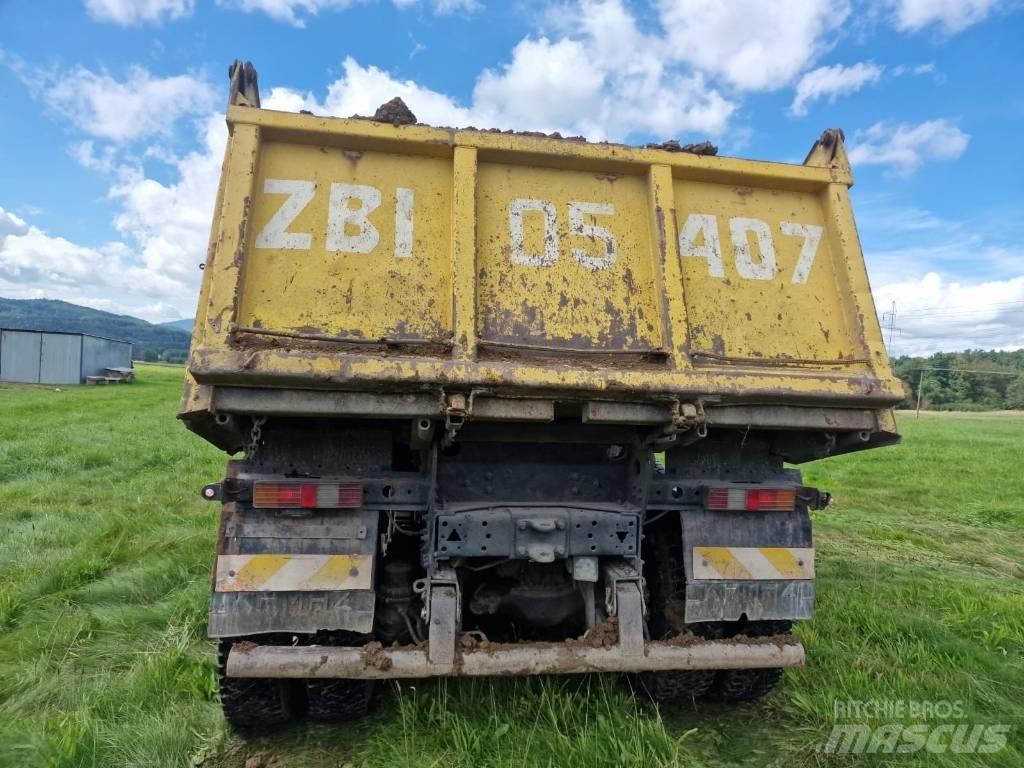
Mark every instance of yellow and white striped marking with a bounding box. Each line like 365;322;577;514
692;547;814;580
215;554;373;592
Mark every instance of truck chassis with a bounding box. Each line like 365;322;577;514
203;413;828;725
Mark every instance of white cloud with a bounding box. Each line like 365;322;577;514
85;0;194;25
218;0;477;27
655;0;849;91
889;0;1003;33
394;0;479;11
0;205;192;321
21;64;215;143
0;110;226;322
108;114;228;293
267;2;735;141
847;119;969;174
874;273;1024;355
891;62;935;76
216;0;356;26
70;140;119;174
789;61;883;116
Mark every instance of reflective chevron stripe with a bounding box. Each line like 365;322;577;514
214;554;373;592
692;547;814;580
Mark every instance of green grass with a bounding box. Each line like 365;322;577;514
1;367;1021;767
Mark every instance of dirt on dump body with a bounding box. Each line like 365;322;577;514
644;139;719;155
372;97;417;126
342;96;715;153
360;641;394;671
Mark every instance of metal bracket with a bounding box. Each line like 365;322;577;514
602;562;645;657
671;400;706;431
227;60;260;108
425;568;460;666
443;394;469;446
645;400;707;450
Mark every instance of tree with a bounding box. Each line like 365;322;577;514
1008;377;1024;410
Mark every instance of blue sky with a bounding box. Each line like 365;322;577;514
1;0;1022;354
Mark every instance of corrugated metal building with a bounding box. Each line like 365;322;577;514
0;329;133;385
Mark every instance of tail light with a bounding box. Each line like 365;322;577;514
705;486;796;511
253;482;363;509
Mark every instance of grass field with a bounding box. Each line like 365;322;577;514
1;364;1021;767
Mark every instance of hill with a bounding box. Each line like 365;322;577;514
0;297;191;361
159;318;194;333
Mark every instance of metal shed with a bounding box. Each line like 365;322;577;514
0;329;133;385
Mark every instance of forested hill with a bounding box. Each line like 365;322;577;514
891;350;1024;410
0;298;191;361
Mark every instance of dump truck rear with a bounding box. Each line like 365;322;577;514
181;61;902;725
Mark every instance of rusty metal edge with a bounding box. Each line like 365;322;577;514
225;639;805;679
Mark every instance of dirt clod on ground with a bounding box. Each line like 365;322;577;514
644;139;718;155
372;97;417;126
360;641;393;671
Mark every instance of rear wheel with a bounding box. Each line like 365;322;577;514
706;668;784;702
304;632;376;721
217;639;296;728
706;620;791;703
633;517;714;704
306;679;375;721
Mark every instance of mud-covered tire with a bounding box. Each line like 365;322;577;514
217;640;295;727
705;621;790;702
634;669;715;704
707;667;783;702
306;679;375;721
633;516;714;703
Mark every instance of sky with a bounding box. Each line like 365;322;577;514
1;0;1022;356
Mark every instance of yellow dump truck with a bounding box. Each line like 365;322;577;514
181;61;902;725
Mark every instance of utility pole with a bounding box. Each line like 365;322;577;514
885;301;897;357
916;368;925;418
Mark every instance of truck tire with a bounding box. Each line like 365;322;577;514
706;668;783;702
706;621;791;703
217;640;295;727
306;679;375;721
633;518;714;704
304;632;376;721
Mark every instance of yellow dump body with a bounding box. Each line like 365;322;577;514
182;105;902;446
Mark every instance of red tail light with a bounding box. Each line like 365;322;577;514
253;482;363;509
705;486;796;511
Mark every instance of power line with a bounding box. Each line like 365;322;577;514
892;301;1024;318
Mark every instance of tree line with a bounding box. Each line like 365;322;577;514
890;349;1024;411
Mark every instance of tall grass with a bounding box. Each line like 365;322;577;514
1;369;1021;767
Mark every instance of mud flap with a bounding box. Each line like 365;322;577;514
209;506;379;637
680;508;814;624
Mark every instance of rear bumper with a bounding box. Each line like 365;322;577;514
225;638;805;679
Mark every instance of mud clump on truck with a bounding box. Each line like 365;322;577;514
644;139;719;155
371;97;417;126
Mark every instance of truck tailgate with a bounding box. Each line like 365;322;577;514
187;107;902;409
